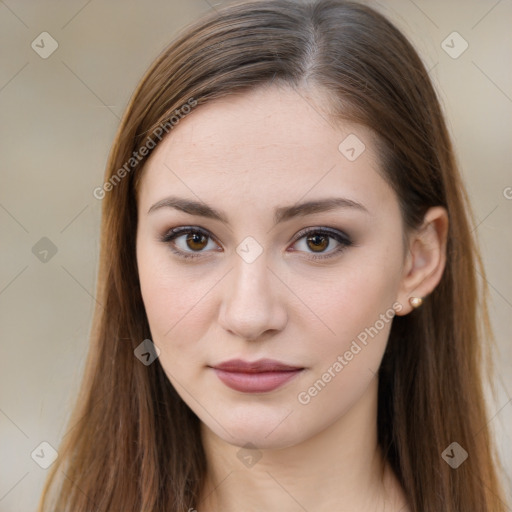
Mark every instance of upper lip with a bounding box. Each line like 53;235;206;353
212;358;303;373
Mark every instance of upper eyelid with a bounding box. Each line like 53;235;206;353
293;226;351;242
162;225;351;249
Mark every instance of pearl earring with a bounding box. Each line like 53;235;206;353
409;297;423;309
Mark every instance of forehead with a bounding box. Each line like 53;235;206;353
138;85;394;217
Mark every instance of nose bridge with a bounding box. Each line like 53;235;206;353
229;231;274;303
218;248;286;340
233;251;270;301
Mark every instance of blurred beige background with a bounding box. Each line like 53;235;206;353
0;0;510;510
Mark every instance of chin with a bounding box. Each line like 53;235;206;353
202;408;309;450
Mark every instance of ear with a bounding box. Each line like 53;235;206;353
395;206;449;316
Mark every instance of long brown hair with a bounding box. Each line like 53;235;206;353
37;1;508;510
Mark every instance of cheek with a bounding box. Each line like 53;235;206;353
295;267;398;415
307;242;403;366
136;241;212;352
321;257;400;327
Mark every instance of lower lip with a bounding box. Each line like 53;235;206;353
212;368;303;393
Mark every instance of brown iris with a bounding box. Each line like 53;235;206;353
306;233;329;252
186;232;209;251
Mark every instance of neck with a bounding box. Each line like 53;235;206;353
196;378;408;512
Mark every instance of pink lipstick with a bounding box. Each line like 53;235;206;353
211;358;304;393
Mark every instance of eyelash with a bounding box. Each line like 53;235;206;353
159;226;353;261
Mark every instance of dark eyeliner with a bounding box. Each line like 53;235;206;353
160;226;353;261
290;227;353;261
159;226;214;260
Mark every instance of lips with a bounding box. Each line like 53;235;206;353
214;358;302;373
211;358;304;393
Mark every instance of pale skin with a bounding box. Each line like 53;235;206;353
136;84;448;511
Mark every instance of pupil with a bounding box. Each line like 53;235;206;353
188;233;206;250
308;234;327;252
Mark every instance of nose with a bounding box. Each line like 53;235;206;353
218;254;288;342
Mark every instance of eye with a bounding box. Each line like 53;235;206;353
290;227;352;260
160;226;220;260
160;226;353;261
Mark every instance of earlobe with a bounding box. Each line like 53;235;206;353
395;206;449;316
408;296;423;309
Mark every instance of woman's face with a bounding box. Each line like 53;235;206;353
136;85;407;449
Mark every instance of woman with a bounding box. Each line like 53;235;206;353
38;0;508;510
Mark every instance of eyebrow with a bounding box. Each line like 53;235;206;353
147;195;368;225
